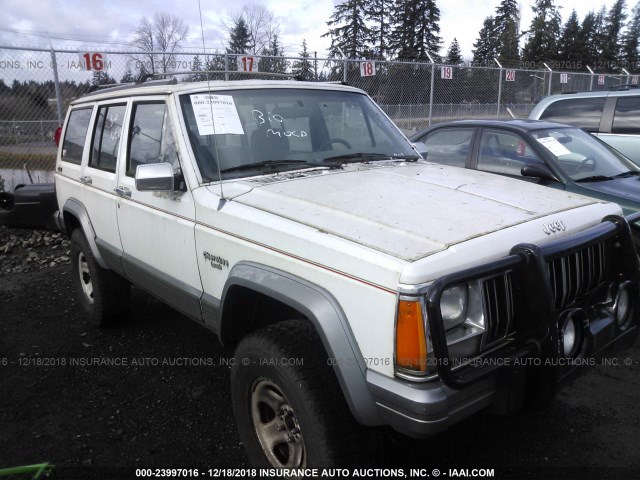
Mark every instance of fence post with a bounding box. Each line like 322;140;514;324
224;53;229;81
587;66;595;91
426;53;435;126
623;68;631;85
49;45;64;127
494;59;503;118
543;63;553;96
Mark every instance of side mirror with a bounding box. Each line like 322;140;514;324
521;162;560;182
54;127;62;147
135;163;176;192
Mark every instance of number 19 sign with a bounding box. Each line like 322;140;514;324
79;52;108;71
360;61;376;77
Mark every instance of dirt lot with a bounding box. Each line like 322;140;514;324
1;226;639;480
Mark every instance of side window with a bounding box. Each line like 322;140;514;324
612;97;640;134
477;130;541;176
61;108;92;165
128;102;178;177
538;97;606;131
89;104;126;173
422;129;474;167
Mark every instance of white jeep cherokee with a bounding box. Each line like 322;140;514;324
54;79;640;468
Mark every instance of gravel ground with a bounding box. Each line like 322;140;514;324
1;226;639;480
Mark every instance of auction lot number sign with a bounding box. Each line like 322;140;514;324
79;52;108;71
360;61;376;77
238;56;259;73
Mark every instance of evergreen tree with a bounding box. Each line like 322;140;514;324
445;38;463;65
622;2;640;70
189;55;205;81
494;0;521;65
601;0;627;72
120;70;136;83
472;17;500;66
388;0;442;61
558;10;584;65
365;0;393;58
323;0;371;59
522;0;562;65
581;8;606;69
92;71;116;87
228;18;251;54
259;34;288;73
292;39;315;81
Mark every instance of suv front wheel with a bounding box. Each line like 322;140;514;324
230;319;367;470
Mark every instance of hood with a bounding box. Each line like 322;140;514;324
574;176;640;213
231;163;600;261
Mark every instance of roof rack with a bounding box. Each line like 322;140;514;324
147;70;302;82
82;78;177;97
609;84;639;91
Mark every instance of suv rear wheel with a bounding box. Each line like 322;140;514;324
70;229;130;326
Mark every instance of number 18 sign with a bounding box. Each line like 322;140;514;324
360;61;376;77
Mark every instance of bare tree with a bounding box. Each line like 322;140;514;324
131;12;188;75
228;5;280;54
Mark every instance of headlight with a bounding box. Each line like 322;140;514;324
440;284;468;331
614;282;634;329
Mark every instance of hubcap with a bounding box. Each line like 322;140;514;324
78;252;94;303
250;378;305;469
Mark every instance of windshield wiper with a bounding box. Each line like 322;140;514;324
614;171;640;178
322;152;420;163
575;175;614;182
220;160;319;174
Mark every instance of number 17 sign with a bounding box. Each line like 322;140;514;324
360;61;376;77
238;56;259;73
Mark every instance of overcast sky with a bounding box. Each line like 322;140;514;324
0;0;623;60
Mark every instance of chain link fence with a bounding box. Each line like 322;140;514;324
2;45;639;186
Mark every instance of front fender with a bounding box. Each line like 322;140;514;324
219;261;381;426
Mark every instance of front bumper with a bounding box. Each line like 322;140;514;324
368;213;640;438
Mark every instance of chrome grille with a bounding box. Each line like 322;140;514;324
547;242;606;309
482;272;514;344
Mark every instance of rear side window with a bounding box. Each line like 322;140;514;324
61;108;92;165
612;97;640;134
89;104;127;173
538;97;606;131
421;128;474;167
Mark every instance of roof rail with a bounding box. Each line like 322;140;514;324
148;70;301;81
609;84;639;91
82;78;177;97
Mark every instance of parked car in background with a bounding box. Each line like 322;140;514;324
0;182;57;230
528;87;640;165
411;119;640;214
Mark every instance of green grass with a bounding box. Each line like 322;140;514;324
0;153;56;171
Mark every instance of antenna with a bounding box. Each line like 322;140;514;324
198;0;225;201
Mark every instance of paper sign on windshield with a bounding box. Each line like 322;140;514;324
190;94;244;135
536;137;571;157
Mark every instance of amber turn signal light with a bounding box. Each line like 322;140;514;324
396;299;427;372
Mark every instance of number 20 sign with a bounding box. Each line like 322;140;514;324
360;61;376;77
79;52;108;71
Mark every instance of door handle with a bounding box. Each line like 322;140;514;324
80;175;92;185
115;186;131;197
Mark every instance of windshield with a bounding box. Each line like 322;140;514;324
179;88;416;181
530;127;639;181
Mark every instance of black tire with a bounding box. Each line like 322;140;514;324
231;319;369;470
70;229;130;326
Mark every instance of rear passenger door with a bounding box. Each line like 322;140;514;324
600;96;640;164
82;102;127;259
115;97;203;321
